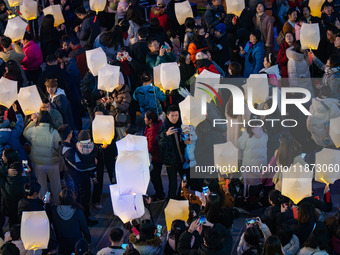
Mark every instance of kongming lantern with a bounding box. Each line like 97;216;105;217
315;148;340;184
153;65;162;89
243;74;269;104
0;77;17;109
20;0;38;21
174;0;193;25
281;162;313;204
98;64;120;92
90;0;106;14
226;0;245;17
17;85;42;115
164;199;189;231
86;47;107;76
92;115;115;145
43;5;65;27
160;62;180;91
109;184;145;223
214;142;238;174
330;117;340;147
21;211;50;250
309;0;323;18
8;0;23;7
300;23;320;50
115;135;150;195
179;95;205;127
4;16;28;42
195;69;221;103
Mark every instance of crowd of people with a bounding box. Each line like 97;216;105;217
0;0;339;254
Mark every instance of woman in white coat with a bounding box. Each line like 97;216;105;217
286;41;315;97
306;86;340;147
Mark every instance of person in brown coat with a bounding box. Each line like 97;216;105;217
282;8;298;36
253;2;275;55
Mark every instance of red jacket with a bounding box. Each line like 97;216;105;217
144;119;163;163
21;41;43;71
69;45;87;79
277;41;291;78
198;63;219;74
149;7;170;32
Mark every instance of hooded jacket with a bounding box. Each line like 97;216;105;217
144;119;163;163
77;14;101;50
109;83;132;114
240;40;265;77
50;88;75;129
150;6;169;32
129;233;164;255
202;4;225;31
306;97;340;146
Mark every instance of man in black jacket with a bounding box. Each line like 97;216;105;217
157;105;188;199
75;7;100;50
130;27;149;69
206;23;230;73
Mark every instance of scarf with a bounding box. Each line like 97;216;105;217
120;59;131;76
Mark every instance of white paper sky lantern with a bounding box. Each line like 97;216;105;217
243;74;269;104
90;0;107;13
43;5;65;27
281;162;313;204
226;0;245;17
115;135;150;195
214;142;238;174
86;47;107;77
8;0;22;7
179;95;205;127
330;117;340;148
164;199;189;231
4;16;28;42
109;184;145;223
98;64;120;92
20;0;38;21
315;148;340;184
195;70;221;103
153;65;162;89
92;115;115;145
0;77;17;109
174;0;193;25
160;62;180;91
18;85;42;115
21;211;50;250
309;0;323;18
300;23;320;50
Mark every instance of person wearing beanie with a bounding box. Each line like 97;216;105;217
45;78;75;130
206;22;230;73
239;30;265;77
195;51;219;74
61;129;99;226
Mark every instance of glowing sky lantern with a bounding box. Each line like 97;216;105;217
86;47;107;76
43;5;65;27
164;199;189;231
115;135;150;195
226;0;245;17
90;0;106;14
309;0;323;18
330;117;340;148
160;62;180;91
214;142;238;174
92;115;115;145
21;211;50;250
20;0;38;21
179;95;205;127
109;184;145;223
243;73;269;104
4;16;28;42
0;77;17;109
281;162;313;204
300;23;320;50
17;85;42;115
98;64;120;92
315;148;340;185
153;65;162;89
8;0;23;7
174;0;193;25
195;69;221;104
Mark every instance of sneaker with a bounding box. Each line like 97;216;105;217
93;203;102;210
87;216;99;226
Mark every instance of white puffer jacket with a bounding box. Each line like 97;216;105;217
306;97;340;146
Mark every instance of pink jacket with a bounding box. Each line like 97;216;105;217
21;40;43;71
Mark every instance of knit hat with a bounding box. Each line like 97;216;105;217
78;130;91;142
58;124;72;141
74;238;88;255
195;52;205;60
214;23;226;34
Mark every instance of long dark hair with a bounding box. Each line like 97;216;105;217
126;5;144;26
204;193;222;223
169;220;187;251
37;111;56;132
276;134;301;167
41;14;55;33
178;50;190;65
193;25;204;42
2;148;20;166
24;181;41;198
5;60;23;91
263;236;284;255
58;188;82;209
244;227;263;255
